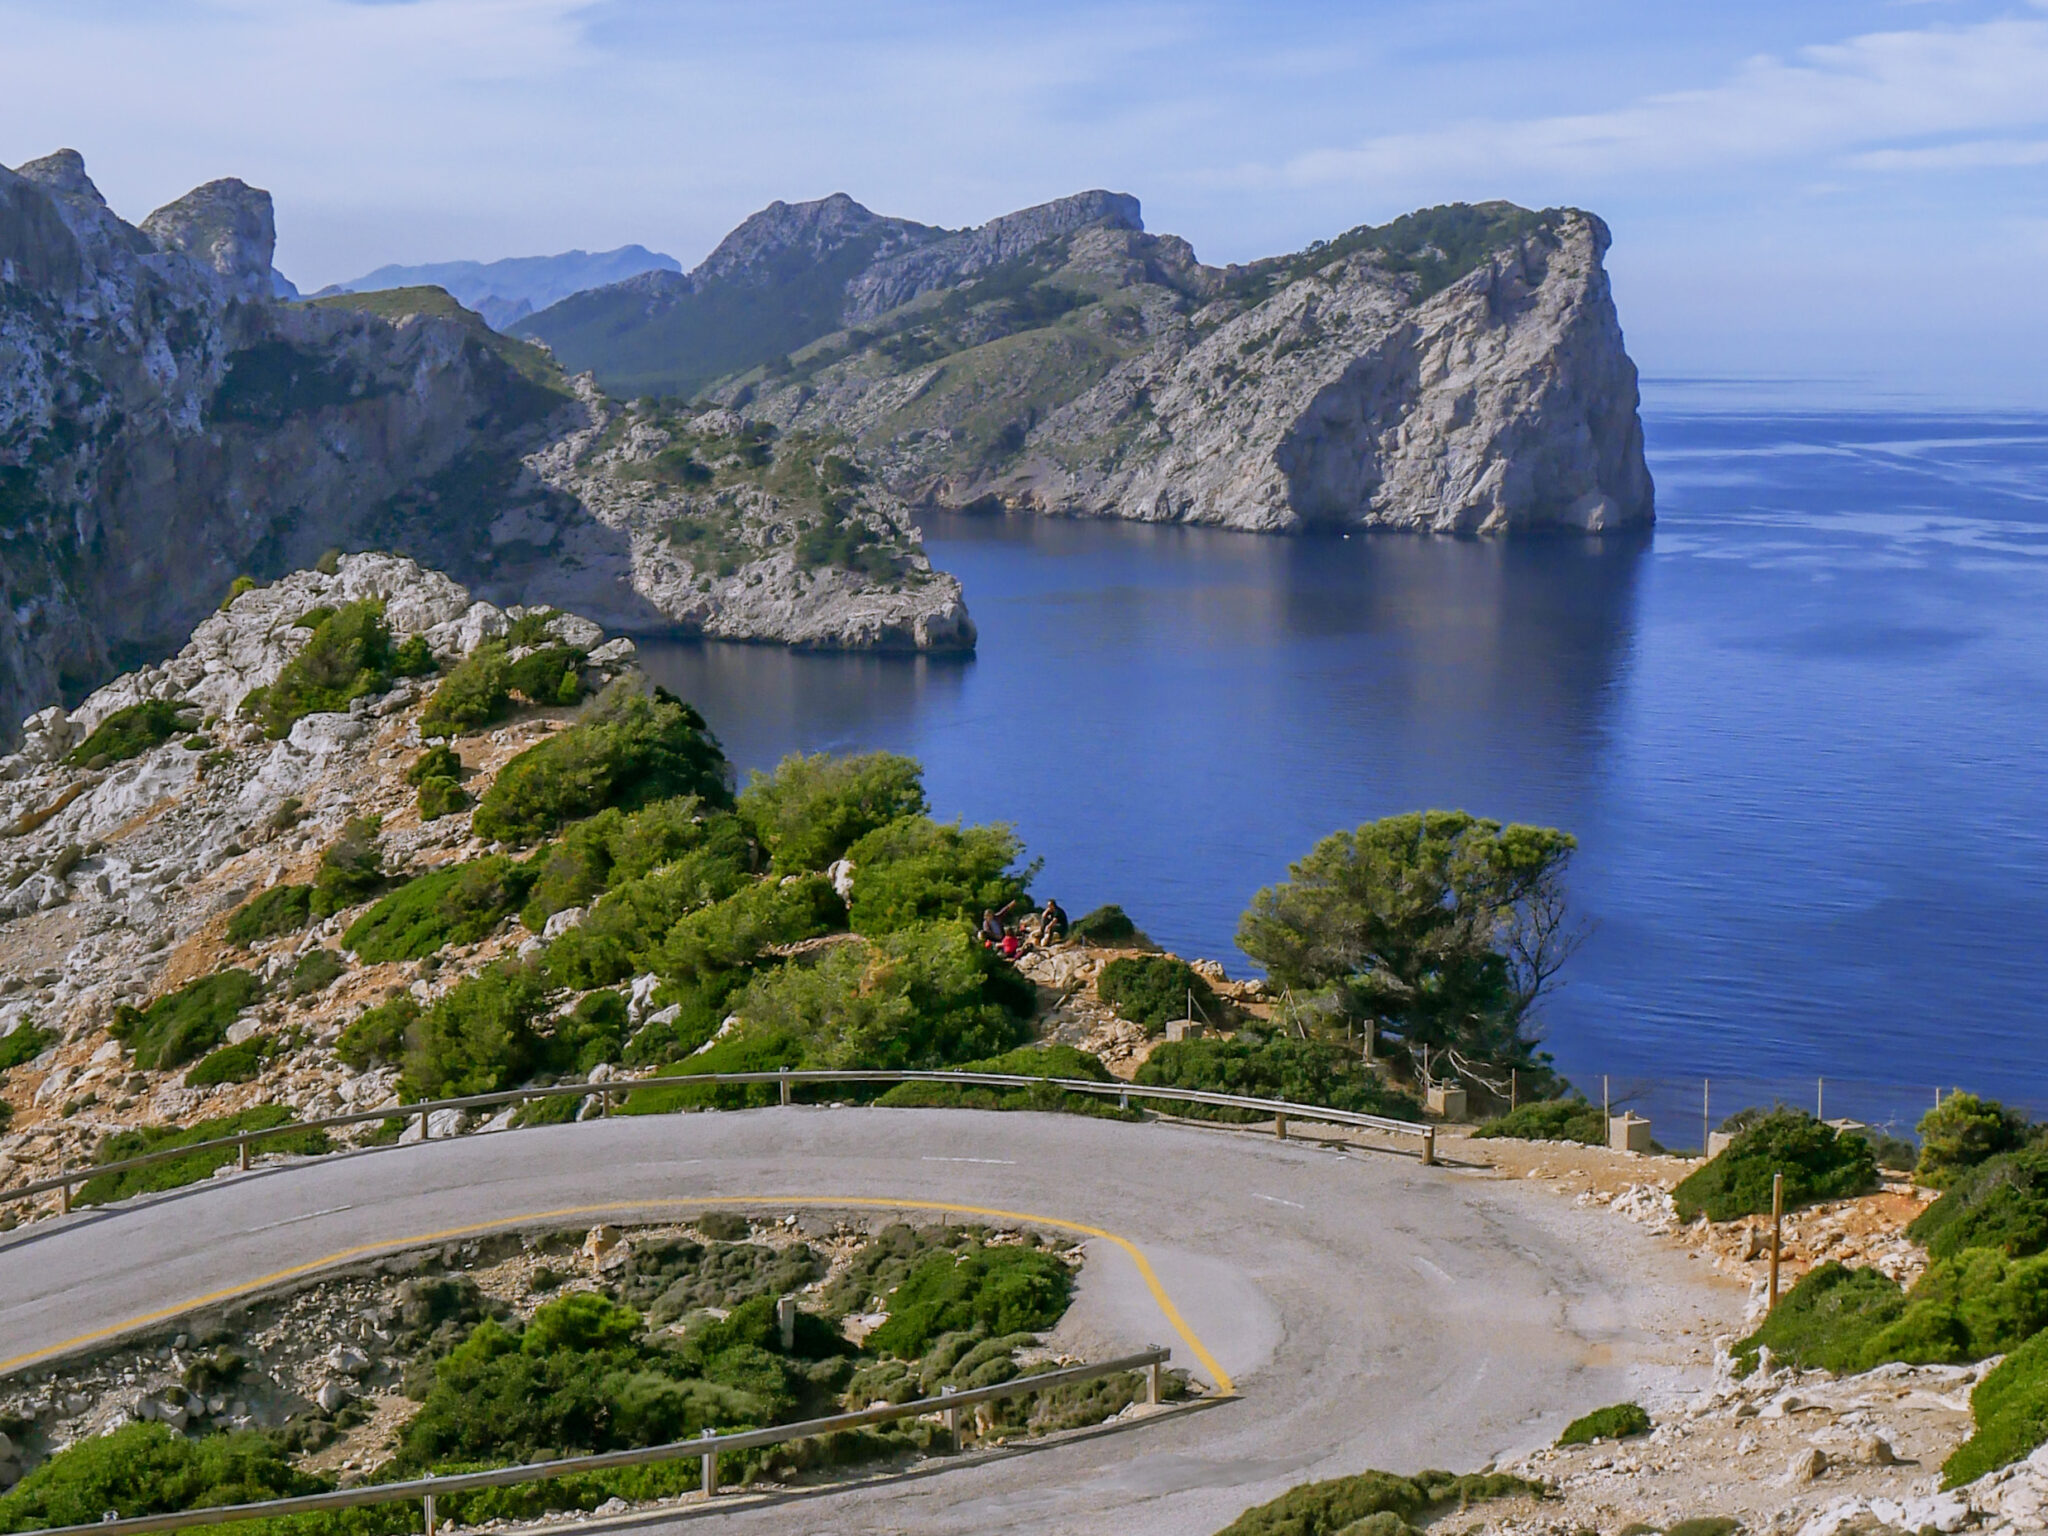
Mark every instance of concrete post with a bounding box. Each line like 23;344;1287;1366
58;1167;70;1215
777;1294;798;1352
422;1492;436;1536
941;1384;959;1450
1274;1113;1287;1141
239;1136;251;1172
417;1109;429;1141
779;1069;791;1107
1147;1357;1162;1406
699;1430;718;1496
1420;1128;1436;1167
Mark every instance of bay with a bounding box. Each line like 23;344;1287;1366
637;394;2048;1138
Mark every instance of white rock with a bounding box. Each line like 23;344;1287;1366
586;638;637;666
315;1379;351;1414
325;1345;371;1377
827;858;855;900
542;906;587;940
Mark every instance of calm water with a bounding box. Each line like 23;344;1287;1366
638;398;2048;1132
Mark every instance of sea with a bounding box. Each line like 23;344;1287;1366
637;385;2048;1146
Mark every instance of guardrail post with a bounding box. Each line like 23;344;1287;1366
777;1294;797;1352
1421;1127;1436;1167
238;1135;251;1172
699;1429;718;1497
1147;1353;1162;1406
416;1109;429;1142
779;1069;791;1107
1274;1112;1287;1141
421;1491;435;1536
58;1164;71;1215
941;1384;959;1450
598;1084;610;1118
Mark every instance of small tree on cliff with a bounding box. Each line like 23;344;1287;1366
1236;811;1583;1067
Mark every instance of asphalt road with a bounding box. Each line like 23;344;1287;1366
0;1108;1740;1535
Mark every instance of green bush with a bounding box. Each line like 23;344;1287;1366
1133;1033;1423;1121
226;883;312;945
1918;1093;2036;1189
0;1422;324;1528
420;642;587;736
1910;1147;2048;1260
252;600;400;736
1474;1098;1608;1145
343;856;538;963
472;681;733;844
660;875;844;984
406;742;463;786
183;1037;271;1088
1096;955;1227;1031
1731;1261;1905;1376
336;995;419;1070
64;699;197;766
221;574;257;610
507;645;586;708
518;798;725;929
537;821;756;991
1858;1248;2048;1366
844;816;1033;935
400;960;556;1100
864;1244;1074;1358
393;633;437;677
110;969;262;1070
1214;1468;1543;1536
1945;1326;2048;1486
1671;1109;1879;1222
79;1106;328;1205
417;774;469;820
0;1022;54;1073
288;947;346;998
1067;903;1151;947
311;814;388;918
737;751;927;873
1557;1402;1651;1444
872;1045;1132;1116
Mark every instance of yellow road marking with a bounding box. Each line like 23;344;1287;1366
0;1195;1236;1395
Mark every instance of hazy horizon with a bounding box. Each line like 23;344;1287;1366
7;0;2048;406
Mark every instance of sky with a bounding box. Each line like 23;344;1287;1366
4;0;2048;405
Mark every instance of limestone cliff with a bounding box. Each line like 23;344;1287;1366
0;154;972;743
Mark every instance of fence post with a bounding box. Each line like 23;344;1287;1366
1421;1127;1436;1167
1768;1171;1784;1313
777;1294;798;1352
1274;1112;1287;1141
1817;1077;1824;1120
1147;1354;1163;1406
1603;1075;1610;1119
416;1108;429;1142
422;1491;436;1536
1510;1069;1518;1112
942;1383;960;1451
598;1084;610;1118
779;1069;791;1107
58;1163;71;1215
1702;1078;1710;1159
699;1429;718;1496
239;1135;251;1172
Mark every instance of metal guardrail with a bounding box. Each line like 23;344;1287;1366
8;1067;1438;1213
18;1346;1175;1535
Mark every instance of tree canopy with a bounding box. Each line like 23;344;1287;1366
1235;810;1580;1065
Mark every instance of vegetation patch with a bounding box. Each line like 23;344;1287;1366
420;641;585;736
1134;1032;1422;1121
1557;1402;1652;1445
63;699;197;767
287;947;346;998
78;1106;328;1206
245;600;429;738
226;884;314;945
1671;1109;1878;1223
343;857;538;963
1945;1326;2048;1486
471;681;733;845
862;1243;1073;1358
182;1037;273;1088
1096;955;1228;1032
518;798;725;930
1917;1093;2038;1189
310;815;389;919
335;995;418;1071
1909;1146;2048;1260
110;970;263;1071
0;1023;54;1073
737;751;926;874
1214;1466;1544;1536
0;1422;321;1529
1067;903;1151;948
873;1045;1134;1117
844;815;1033;935
1474;1098;1609;1145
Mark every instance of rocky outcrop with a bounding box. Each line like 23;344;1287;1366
0;153;975;741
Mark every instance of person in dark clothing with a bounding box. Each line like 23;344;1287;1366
980;901;1015;947
1038;897;1068;943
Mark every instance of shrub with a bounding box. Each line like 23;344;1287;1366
64;699;197;767
472;681;733;845
864;1243;1074;1358
401;960;554;1099
507;645;586;707
417;774;469;820
738;751;927;873
660;875;844;985
1133;1033;1423;1121
343;857;538;963
183;1036;271;1088
1858;1248;2048;1366
1671;1109;1879;1223
393;633;438;677
420;643;512;735
0;1422;323;1529
538;823;756;991
110;970;262;1070
406;742;463;786
1096;955;1227;1032
78;1106;328;1205
844;816;1034;935
252;600;399;736
1945;1326;2048;1486
311;814;388;918
1910;1146;2048;1260
1918;1093;2035;1189
1474;1098;1608;1145
226;883;313;945
872;1045;1129;1116
336;995;418;1070
1067;903;1152;948
519;798;723;928
1557;1402;1651;1444
0;1023;54;1073
1214;1469;1543;1536
220;574;257;610
288;947;346;998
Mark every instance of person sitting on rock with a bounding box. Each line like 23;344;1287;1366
980;901;1015;948
1037;897;1068;945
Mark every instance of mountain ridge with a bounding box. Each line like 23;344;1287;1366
318;244;680;331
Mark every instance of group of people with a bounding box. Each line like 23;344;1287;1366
978;897;1067;960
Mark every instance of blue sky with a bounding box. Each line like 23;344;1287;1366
5;0;2048;403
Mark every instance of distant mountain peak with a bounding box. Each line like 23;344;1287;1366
692;192;933;287
15;148;104;204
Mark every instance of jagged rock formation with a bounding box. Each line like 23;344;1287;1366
0;153;972;741
519;195;1654;537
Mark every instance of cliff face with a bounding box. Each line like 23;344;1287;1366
522;195;1653;538
0;154;972;739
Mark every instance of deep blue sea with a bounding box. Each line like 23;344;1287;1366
638;392;2048;1143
